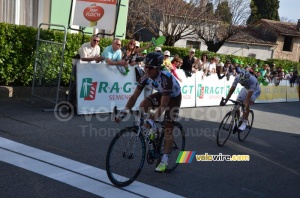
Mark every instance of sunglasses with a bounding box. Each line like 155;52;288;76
93;39;100;42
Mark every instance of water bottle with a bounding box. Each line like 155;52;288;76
148;128;156;141
148;128;157;151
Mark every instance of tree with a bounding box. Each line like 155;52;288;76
280;17;296;23
195;0;250;52
215;1;232;24
126;0;208;46
247;0;280;25
126;0;250;52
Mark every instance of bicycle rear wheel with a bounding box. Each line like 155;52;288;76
238;110;254;141
217;112;233;147
156;122;185;173
106;127;146;187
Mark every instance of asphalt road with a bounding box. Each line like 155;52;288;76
1;98;299;198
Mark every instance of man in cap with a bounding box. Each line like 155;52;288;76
155;46;162;53
181;48;197;77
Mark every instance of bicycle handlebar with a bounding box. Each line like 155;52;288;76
221;97;245;108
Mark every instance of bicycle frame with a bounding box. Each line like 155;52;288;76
217;97;253;147
230;102;242;130
106;107;185;187
123;111;162;160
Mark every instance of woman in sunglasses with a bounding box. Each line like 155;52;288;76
121;39;153;66
116;52;182;172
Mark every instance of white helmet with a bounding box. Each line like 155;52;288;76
239;69;250;86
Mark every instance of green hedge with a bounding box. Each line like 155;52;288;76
0;22;299;86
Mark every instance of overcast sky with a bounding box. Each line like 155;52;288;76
279;0;299;22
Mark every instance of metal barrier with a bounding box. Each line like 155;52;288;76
31;23;67;105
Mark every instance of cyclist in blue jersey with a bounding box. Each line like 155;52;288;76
115;52;182;172
220;69;261;131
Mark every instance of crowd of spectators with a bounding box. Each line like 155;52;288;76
77;35;299;86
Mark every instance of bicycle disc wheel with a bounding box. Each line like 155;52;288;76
238;110;254;141
156;122;185;173
106;127;146;187
217;112;233;147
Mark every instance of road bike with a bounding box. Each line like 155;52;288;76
217;98;254;147
106;107;185;187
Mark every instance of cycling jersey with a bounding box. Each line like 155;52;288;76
137;70;181;97
232;74;260;92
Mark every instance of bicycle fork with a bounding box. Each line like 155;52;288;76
123;126;141;159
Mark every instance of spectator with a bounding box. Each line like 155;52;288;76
270;63;276;79
264;65;272;83
194;53;208;71
102;38;128;68
177;58;183;69
78;34;103;62
285;69;293;80
274;66;284;85
222;59;234;81
215;57;221;71
181;48;197;77
163;50;172;71
216;62;225;79
170;57;182;82
155;46;162;53
260;64;268;78
253;68;259;78
121;39;152;66
290;70;299;87
203;57;216;77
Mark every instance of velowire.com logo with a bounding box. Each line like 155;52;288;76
176;151;250;163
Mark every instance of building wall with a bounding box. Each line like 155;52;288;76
50;0;72;31
217;42;273;60
174;37;273;60
273;35;300;62
114;0;128;39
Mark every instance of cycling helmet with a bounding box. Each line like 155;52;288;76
145;52;164;67
239;69;250;86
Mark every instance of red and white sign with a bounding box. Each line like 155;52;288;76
72;0;117;30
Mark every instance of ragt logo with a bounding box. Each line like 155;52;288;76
80;78;98;100
197;84;204;99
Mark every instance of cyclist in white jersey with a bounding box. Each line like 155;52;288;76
220;69;261;131
115;52;182;172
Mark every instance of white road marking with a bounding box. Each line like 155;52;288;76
0;137;183;198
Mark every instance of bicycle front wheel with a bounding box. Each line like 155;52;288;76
106;127;146;187
238;110;254;141
157;122;185;173
217;112;233;147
